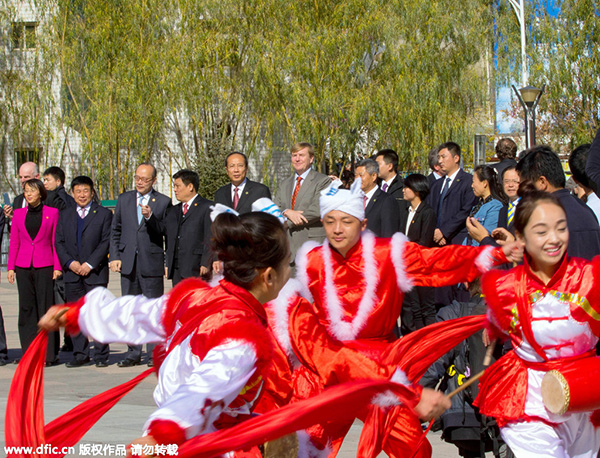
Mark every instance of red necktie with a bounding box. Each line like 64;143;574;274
183;202;189;215
291;176;302;210
233;187;240;210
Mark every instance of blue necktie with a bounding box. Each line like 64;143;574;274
437;177;451;225
137;195;144;224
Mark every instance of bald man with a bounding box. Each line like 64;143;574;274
3;162;65;220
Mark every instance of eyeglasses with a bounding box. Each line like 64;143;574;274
134;176;153;184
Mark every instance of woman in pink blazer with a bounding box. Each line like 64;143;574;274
7;179;62;365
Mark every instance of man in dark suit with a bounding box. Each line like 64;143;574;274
427;146;444;187
355;159;399;237
426;142;477;246
110;163;171;367
374;149;404;199
517;145;600;260
375;149;406;222
147;169;212;285
214;152;271;213
43;166;75;352
3;162;65;220
274;142;331;261
491;138;518;177
43;166;76;208
55;176;112;367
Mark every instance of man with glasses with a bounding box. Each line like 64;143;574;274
109;163;171;367
467;165;520;247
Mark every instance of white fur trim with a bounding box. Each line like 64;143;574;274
475;246;496;273
266;279;303;368
294;241;320;303
371;390;403;409
321;231;379;341
390;232;414;293
390;368;410;386
297;431;332;458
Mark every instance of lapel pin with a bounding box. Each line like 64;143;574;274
93;210;97;214
46;216;49;219
152;198;156;202
245;191;248;195
194;203;197;206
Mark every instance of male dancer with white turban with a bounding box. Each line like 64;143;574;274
270;178;522;457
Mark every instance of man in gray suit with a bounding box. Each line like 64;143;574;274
109;163;171;367
275;142;331;261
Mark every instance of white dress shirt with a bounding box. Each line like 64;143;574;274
405;202;420;235
231;179;247;202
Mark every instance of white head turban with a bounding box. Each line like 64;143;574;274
252;198;286;224
210;203;239;221
210;199;285;225
319;178;365;221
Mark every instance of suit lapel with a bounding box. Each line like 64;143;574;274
31;206;51;243
365;189;380;214
237;181;252;210
181;197;199;224
223;185;233;208
82;202;98;232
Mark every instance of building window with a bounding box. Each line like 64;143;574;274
14;149;40;175
12;22;37;50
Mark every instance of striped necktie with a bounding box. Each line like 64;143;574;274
507;201;515;226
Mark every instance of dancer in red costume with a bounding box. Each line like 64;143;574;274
276;178;522;458
39;212;292;457
475;184;600;458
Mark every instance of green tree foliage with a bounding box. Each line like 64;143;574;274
16;0;588;197
0;1;57;193
495;0;600;150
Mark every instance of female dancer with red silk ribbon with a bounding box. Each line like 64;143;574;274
476;183;600;457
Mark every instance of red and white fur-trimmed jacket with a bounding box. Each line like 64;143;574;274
294;231;507;343
64;278;274;447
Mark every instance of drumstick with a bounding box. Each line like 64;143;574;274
448;339;496;399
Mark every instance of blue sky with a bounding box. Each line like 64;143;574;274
496;0;559;133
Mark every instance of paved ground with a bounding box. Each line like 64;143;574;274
0;272;464;457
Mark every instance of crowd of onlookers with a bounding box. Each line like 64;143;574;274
1;136;599;382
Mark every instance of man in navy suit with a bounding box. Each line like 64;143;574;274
214;152;271;214
43;166;76;208
517;145;600;260
110;163;172;367
355;159;399;237
55;176;113;367
147;169;213;285
426;142;477;246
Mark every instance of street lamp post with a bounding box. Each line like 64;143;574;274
508;0;528;86
512;84;545;149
